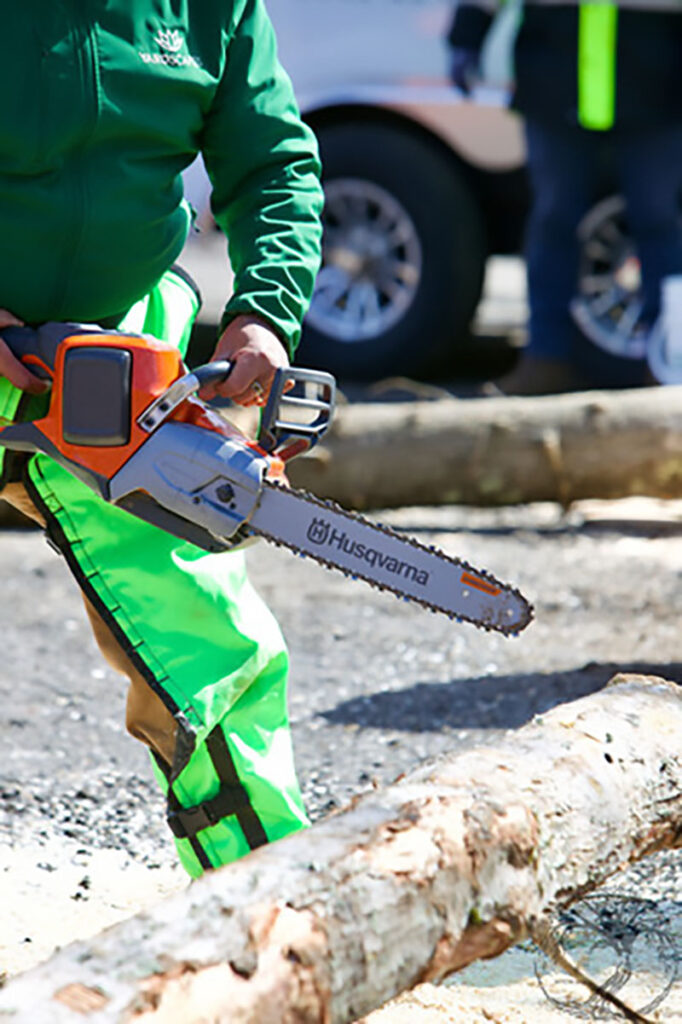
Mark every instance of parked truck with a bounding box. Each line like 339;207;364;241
186;0;644;381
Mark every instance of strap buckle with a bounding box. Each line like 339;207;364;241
166;781;251;840
167;802;217;840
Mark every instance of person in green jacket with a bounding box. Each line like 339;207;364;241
0;1;324;877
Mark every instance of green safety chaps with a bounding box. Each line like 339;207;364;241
0;270;309;877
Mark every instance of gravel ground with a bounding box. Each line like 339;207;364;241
1;495;681;1020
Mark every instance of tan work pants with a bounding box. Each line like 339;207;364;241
3;482;178;766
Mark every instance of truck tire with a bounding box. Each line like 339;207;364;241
298;120;487;381
571;195;647;361
570;194;650;388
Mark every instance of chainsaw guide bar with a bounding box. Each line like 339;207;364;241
249;481;533;636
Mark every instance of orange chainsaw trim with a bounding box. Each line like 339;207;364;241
459;571;502;597
21;353;55;379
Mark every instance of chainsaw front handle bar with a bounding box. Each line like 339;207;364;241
259;366;336;454
140;360;336;455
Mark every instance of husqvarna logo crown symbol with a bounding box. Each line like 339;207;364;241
155;29;184;53
307;518;330;544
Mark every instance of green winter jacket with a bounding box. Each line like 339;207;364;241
0;0;323;353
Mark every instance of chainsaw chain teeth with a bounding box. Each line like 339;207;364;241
252;481;534;636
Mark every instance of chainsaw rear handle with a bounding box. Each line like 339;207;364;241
191;360;235;390
1;322;79;380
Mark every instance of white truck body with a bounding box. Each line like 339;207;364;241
266;0;524;171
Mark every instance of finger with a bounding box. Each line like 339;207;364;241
0;310;24;329
0;338;50;394
198;356;256;401
209;355;274;404
207;369;294;407
223;358;269;394
228;379;271;407
198;380;268;405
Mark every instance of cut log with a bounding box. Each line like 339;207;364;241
287;385;682;509
4;387;679;523
0;673;680;1023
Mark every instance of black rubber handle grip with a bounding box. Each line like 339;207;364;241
191;360;234;389
1;322;90;379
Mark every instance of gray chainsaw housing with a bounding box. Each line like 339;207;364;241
108;422;266;552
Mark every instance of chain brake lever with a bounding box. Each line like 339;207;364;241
257;367;336;456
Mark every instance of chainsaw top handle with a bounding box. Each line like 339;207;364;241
138;360;234;431
140;359;336;456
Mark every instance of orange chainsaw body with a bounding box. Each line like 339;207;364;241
1;329;286;484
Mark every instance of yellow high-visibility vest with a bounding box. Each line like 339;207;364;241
577;2;618;130
488;0;620;129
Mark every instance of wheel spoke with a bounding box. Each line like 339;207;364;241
306;176;422;342
613;297;645;338
584;239;613;262
313;266;351;310
587;284;624;318
580;272;615;296
345;281;378;328
597;218;627;246
377;265;418;302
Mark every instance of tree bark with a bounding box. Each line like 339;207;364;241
287;386;682;509
0;673;680;1024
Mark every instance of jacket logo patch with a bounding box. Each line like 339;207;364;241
139;28;202;69
155;29;184;54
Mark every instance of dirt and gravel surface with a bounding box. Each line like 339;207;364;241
1;490;681;1021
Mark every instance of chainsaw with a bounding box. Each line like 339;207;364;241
0;323;532;635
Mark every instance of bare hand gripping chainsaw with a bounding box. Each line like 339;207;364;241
0;323;533;635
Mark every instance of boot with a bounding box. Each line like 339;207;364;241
495;355;588;396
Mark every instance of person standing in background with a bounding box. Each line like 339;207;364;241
449;0;682;394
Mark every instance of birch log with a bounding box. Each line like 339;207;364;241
287;385;682;509
1;673;681;1024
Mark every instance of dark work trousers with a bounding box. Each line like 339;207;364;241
523;117;682;386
